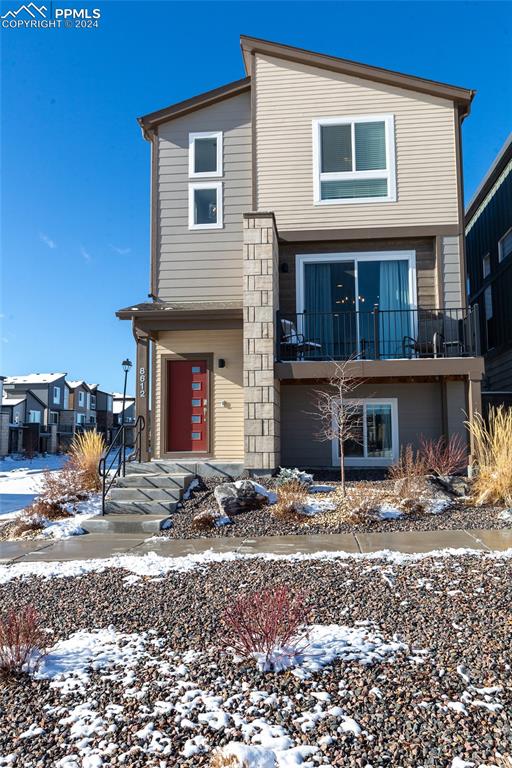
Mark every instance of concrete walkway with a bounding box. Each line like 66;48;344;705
0;528;511;564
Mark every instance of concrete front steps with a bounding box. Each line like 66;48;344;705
84;460;243;535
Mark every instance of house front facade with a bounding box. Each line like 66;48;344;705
118;36;484;472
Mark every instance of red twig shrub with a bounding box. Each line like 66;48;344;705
220;585;310;671
0;606;46;679
420;435;467;476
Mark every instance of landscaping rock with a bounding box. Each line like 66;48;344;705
214;479;276;517
498;508;512;523
432;475;471;498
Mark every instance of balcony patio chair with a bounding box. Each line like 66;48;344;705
402;331;445;359
280;318;322;360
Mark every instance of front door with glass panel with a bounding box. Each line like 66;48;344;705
300;253;415;359
166;360;208;453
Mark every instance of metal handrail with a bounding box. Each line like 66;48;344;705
98;415;145;515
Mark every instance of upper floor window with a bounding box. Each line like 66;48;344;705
78;391;85;407
28;410;41;424
498;227;512;262
91;395;96;410
189;131;222;178
49;411;59;425
107;395;113;412
189;181;223;230
483;253;493;321
63;387;69;409
86;392;91;410
313;115;396;205
53;385;60;404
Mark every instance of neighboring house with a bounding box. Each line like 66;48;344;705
2;390;47;453
89;385;114;441
465;134;512;410
112;392;136;427
117;36;483;472
67;381;94;429
3;372;68;451
0;375;8;456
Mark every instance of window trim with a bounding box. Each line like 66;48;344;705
78;391;85;407
498;226;512;263
49;411;59;425
53;385;60;404
189;131;223;179
331;397;399;467
188;181;223;230
312;114;397;205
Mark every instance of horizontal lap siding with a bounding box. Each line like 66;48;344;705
279;238;436;315
157;92;251;302
154;330;244;460
255;55;459;230
280;381;466;467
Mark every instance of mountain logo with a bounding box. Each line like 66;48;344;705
1;3;47;19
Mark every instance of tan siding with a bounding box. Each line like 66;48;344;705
280;381;463;467
157;92;251;302
154;329;243;460
441;236;463;307
279;238;436;315
255;54;459;230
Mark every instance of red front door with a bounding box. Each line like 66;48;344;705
166;359;208;453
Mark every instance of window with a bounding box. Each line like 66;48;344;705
28;410;41;424
78;391;85;407
332;398;398;466
498;227;512;262
107;395;113;411
296;251;417;359
76;413;85;425
53;386;60;404
49;411;59;425
91;395;96;410
89;415;96;425
86;393;91;410
483;253;493;320
189;131;222;178
188;182;223;229
313;115;396;204
63;387;69;409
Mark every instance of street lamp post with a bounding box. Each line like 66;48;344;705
120;359;132;473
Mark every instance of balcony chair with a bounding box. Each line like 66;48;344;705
280;318;322;360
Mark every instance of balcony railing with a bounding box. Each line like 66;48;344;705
277;305;480;362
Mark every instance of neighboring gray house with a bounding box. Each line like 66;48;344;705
118;36;483;472
112;392;136;427
89;385;114;441
4;373;68;451
2;390;48;454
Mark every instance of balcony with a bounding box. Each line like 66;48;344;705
277;306;480;362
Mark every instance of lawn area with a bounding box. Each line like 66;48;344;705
0;549;510;767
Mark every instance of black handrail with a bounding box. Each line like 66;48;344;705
98;415;145;515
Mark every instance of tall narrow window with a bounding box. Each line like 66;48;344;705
189;131;222;178
313;115;396;204
498;228;512;263
483;253;493;320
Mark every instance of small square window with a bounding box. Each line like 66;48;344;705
498;228;512;263
192;382;201;390
189;182;222;230
192;399;201;407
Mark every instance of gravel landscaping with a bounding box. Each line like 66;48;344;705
0;549;510;767
158;476;511;540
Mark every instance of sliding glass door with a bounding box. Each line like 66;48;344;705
299;252;416;359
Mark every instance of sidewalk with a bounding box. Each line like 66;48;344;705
1;528;511;564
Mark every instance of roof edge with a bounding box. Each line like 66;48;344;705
240;35;475;109
465;133;512;223
137;77;251;136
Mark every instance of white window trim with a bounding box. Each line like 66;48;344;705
331;397;399;467
53;386;60;404
189;131;223;179
78;391;85;407
91;395;96;410
188;181;223;230
498;226;512;262
312;115;397;205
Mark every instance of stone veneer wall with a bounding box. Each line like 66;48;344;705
242;213;280;472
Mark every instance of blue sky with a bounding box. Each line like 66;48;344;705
1;0;511;393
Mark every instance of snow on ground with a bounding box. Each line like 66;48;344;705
0;546;511;586
41;494;102;539
0;455;67;517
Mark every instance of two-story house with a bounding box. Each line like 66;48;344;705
89;385;114;441
3;373;68;452
117;36;483;473
67;381;94;430
465;134;512;411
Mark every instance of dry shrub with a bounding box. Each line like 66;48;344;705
397;498;425;515
0;605;46;679
467;406;512;506
210;753;249;768
10;510;46;538
191;510;218;531
69;431;106;491
420;434;467;476
273;480;309;521
388;445;426;497
220;585;310;671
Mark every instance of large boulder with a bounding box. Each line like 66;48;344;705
214;479;276;517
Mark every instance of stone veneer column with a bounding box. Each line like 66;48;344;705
243;212;280;473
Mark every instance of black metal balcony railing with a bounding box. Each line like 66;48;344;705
277;305;480;362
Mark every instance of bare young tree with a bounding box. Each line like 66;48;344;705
313;359;363;496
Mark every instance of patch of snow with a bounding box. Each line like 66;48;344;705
498;508;512;522
182;478;199;501
451;758;474;768
376;504;403;520
425;498;452;515
1;547;511;586
308;484;336;493
212;743;276;768
299;497;337;516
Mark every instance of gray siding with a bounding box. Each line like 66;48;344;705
281;381;466;468
157;92;251;302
